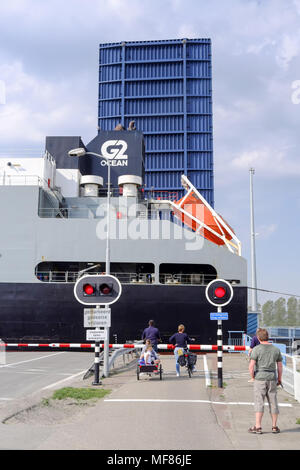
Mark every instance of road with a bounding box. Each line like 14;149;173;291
0;351;299;451
0;350;94;403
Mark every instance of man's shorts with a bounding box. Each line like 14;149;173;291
254;380;279;414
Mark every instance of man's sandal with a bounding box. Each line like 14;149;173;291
248;426;262;434
272;426;280;433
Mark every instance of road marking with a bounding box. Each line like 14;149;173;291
104;399;292;408
203;355;211;387
0;398;12;401
41;370;87;391
0;352;65;368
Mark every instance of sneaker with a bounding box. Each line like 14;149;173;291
248;378;255;383
176;373;180;377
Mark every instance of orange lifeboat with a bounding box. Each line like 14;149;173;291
173;192;235;246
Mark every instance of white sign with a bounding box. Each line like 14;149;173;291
84;308;111;328
86;329;107;341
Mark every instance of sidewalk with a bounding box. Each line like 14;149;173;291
207;353;300;450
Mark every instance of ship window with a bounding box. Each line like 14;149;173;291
35;261;154;284
159;263;217;285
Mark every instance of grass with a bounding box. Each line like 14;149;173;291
296;418;300;425
51;387;111;401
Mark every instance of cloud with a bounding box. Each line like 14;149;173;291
275;33;300;70
256;223;278;240
0;61;95;146
231;145;300;177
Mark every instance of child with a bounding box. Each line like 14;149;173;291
140;339;152;358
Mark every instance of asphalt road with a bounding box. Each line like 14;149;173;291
0;350;95;403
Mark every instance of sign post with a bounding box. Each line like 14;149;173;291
205;279;234;388
74;274;122;385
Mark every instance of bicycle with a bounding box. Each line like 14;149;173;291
177;348;197;377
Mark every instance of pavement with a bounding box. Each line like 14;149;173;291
0;351;299;451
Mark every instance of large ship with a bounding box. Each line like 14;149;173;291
0;129;247;344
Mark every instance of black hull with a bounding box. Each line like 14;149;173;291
0;283;247;344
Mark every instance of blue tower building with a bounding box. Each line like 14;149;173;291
98;38;214;206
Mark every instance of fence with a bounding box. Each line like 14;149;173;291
282;354;300;402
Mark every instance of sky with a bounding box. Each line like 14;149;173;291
0;0;299;308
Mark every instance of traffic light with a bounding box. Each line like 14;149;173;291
205;279;233;307
83;283;96;296
74;274;122;305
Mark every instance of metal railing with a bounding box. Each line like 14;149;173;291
37;207;175;220
107;348;138;376
282;353;300;402
0;174;43;186
35;270;216;286
38;207;96;219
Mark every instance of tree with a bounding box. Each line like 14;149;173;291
262;300;275;326
287;297;298;326
273;297;287;326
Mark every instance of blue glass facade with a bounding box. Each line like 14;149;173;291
98;39;214;205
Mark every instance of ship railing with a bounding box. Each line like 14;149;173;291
38;207;175;220
35;271;217;285
38;207;96;218
0;174;43;186
159;273;217;285
35;271;155;284
149;190;179;201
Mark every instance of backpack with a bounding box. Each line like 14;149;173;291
187;353;197;366
177;355;186;367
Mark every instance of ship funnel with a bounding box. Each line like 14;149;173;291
118;175;142;197
80;175;103;197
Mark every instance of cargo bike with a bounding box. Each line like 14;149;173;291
137;358;163;380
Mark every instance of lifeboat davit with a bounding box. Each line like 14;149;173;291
173;192;235;246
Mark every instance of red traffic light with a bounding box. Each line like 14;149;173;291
205;279;234;307
83;284;95;295
214;287;226;298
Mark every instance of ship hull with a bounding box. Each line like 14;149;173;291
0;283;247;344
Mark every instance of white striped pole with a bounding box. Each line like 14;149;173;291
92;331;101;385
217;306;223;388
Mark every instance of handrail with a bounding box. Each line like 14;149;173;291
106;348;138;376
35;270;218;285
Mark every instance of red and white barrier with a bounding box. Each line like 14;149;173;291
3;343;249;351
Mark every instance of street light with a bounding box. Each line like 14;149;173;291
68;147;116;379
68;147;112;275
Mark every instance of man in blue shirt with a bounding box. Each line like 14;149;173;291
142;320;161;353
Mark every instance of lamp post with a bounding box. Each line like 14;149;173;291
68;148;114;377
68;148;112;275
249;168;258;312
